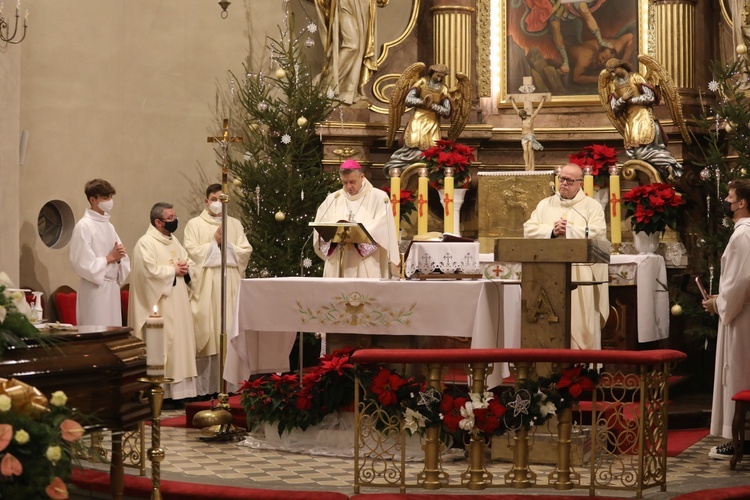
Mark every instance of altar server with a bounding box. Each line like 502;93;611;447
70;179;130;326
704;179;750;459
184;184;252;396
313;159;399;278
129;202;198;401
523;163;609;350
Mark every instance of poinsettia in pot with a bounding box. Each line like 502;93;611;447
622;183;685;253
568;143;618;188
421;139;474;189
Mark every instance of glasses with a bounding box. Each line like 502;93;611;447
558;176;583;184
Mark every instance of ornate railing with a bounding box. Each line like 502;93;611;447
351;348;686;499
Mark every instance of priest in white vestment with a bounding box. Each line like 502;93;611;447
704;179;750;457
128;202;198;400
70;179;130;326
523;163;609;350
313;159;399;278
184;184;253;396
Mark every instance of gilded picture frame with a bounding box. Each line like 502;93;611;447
500;0;650;106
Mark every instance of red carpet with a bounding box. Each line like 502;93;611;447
351;496;626;499
667;428;709;457
672;486;750;499
71;468;348;500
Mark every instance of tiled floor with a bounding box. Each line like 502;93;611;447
73;409;750;499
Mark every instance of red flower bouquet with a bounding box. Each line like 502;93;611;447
381;187;416;225
622;183;684;235
568;144;618;186
421;139;474;189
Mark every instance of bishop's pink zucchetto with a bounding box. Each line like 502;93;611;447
340;159;361;171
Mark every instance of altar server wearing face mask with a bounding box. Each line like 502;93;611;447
70;178;130;326
183;184;252;397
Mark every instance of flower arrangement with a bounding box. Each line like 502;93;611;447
568;144;618;187
0;274;50;357
0;379;85;499
421;139;475;189
381;187;417;226
622;183;685;235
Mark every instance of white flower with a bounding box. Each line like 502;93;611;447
458;402;475;431
0;304;6;324
281;134;292;145
708;80;719;92
539;400;557;418
403;408;426;433
14;429;30;445
46;445;62;463
307;22;318;34
469;392;492;409
302;258;312;268
50;391;68;407
0;394;11;412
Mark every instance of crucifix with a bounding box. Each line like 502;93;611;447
195;119;242;441
508;77;551;171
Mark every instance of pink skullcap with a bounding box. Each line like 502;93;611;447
340;158;361;170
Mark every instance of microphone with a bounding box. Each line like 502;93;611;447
557;193;589;239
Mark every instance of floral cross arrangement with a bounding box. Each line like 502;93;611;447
381;187;417;226
622;183;685;236
0;379;86;499
568;144;618;187
421;139;475;189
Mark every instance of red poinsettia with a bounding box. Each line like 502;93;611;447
556;366;596;399
622;183;684;235
568;144;618;184
421;139;474;188
440;393;468;433
472;398;507;435
381;186;417;225
369;367;408;407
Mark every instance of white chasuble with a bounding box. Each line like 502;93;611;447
313;177;399;278
128;225;198;399
711;218;750;439
69;209;130;326
523;190;610;350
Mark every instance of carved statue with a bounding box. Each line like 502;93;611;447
598;55;691;181
383;62;472;173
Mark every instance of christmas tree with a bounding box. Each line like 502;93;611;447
226;22;337;278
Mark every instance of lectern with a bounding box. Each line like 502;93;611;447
495;238;610;351
309;221;375;277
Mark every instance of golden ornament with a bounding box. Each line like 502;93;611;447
725;122;734;133
297;116;308;127
670;303;683;316
232;178;242;187
275;211;286;222
275;68;286;79
738;43;748;55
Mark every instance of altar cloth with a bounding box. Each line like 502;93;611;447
224;277;505;387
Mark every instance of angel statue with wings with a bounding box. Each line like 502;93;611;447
598;55;691;181
383;62;471;173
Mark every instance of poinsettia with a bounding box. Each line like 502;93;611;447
369;367;409;407
622;183;684;235
568;144;618;187
421;139;474;189
381;186;416;225
556;366;597;399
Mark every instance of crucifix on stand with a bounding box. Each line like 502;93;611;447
191;119;242;442
508;77;550;171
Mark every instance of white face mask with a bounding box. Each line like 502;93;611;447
208;201;222;215
98;199;114;213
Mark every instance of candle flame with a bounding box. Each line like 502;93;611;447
152;305;159;316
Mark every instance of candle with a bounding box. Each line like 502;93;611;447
583;166;594;197
145;305;165;377
417;168;428;235
609;165;622;244
389;168;401;238
443;168;454;234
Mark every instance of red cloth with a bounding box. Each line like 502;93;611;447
732;389;750;402
55;292;77;325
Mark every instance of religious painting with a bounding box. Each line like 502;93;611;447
501;0;646;105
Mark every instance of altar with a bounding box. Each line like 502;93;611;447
224;277;507;388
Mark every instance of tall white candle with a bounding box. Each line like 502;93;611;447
145;305;165;377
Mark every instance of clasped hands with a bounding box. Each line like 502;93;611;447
552;218;568;238
107;242;127;264
174;260;190;276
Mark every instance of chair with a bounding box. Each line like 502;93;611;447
120;284;129;326
731;389;750;470
49;285;77;325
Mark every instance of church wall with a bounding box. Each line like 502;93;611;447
15;0;287;300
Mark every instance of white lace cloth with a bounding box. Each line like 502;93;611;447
405;241;481;277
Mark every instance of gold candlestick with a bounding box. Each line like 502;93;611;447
138;376;173;500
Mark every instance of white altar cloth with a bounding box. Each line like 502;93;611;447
404;241;481;277
609;254;669;342
224;277;506;387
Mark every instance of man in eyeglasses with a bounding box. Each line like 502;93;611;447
129;202;199;406
523;163;609;350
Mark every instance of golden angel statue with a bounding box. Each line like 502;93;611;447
598;55;691;181
383;62;472;173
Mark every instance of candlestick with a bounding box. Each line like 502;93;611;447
609;165;622;248
417;167;428;235
389;167;401;238
443;167;454;235
583;166;594;197
145;306;165;377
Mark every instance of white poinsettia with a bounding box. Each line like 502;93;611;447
403;408;426;433
469;391;493;409
458;402;475;431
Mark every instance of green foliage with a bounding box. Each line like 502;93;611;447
227;26;337;278
0;285;52;359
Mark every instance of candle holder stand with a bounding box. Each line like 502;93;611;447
138;376;173;500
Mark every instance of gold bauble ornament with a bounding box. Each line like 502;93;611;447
232;178;242;187
297;116;308;127
741;168;748;176
275;68;286;79
738;43;748;55
726;122;734;133
670;303;683;316
275;211;286;222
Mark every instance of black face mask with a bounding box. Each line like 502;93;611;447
163;219;179;233
723;200;736;218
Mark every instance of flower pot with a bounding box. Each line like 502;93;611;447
437;188;467;236
634;231;660;254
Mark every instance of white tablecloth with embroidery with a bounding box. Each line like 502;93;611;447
404;242;481;277
609;254;669;342
224;277;506;387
